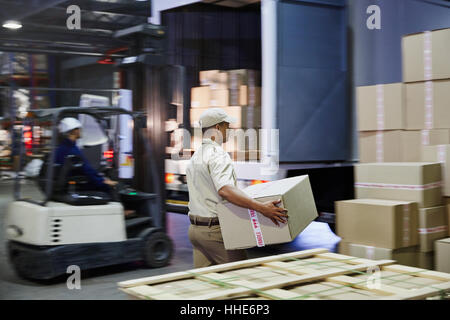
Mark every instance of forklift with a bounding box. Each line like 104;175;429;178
5;106;173;280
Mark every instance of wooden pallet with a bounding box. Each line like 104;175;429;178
118;248;450;300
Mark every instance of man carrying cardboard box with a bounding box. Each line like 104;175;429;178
186;108;288;268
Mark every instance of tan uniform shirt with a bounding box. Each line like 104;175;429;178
186;138;237;218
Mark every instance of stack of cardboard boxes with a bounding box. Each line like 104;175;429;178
190;69;262;161
357;28;450;163
339;28;450;273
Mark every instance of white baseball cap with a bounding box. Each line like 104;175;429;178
199;108;237;128
59;117;82;133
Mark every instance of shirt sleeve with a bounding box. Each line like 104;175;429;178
208;149;236;192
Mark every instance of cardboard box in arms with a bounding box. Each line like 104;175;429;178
217;175;318;250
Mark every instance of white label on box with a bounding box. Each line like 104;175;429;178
376;85;385;130
192;101;200;108
403;204;410;247
248;209;265;247
423;31;433;81
422;130;430;145
376;131;384;162
424;81;433;130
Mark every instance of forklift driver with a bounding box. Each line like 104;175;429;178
55;117;118;192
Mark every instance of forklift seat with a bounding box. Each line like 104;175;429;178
38;153;112;206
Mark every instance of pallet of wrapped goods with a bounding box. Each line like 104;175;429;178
118;248;450;300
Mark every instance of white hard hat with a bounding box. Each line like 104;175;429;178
199;108;237;128
59;117;82;133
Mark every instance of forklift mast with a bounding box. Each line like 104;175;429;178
115;23;171;229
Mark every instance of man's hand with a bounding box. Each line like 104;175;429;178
104;178;118;187
259;199;288;226
218;185;288;227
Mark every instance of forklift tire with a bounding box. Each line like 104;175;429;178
143;231;173;268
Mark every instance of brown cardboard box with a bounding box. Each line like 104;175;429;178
338;240;350;255
346;243;418;267
418;206;448;252
435;237;450;273
210;89;229;107
402;130;450;162
191;87;210;108
199;70;220;86
223;131;258;154
402;28;450;83
191;106;261;129
210;72;229;90
228;85;262;106
447;198;450;227
217;175;318;250
229;88;240;106
422;145;450;196
405;129;450;147
240;85;262;107
359;131;402;163
405;80;450;130
229;150;261;162
354;162;443;208
356;83;404;131
358;130;450;163
416;252;434;270
190;88;229;108
336;199;419;249
227;69;261;89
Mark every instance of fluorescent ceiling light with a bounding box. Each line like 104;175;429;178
3;20;22;29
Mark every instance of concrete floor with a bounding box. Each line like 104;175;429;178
0;179;341;300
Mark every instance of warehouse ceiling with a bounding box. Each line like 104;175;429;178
0;0;151;57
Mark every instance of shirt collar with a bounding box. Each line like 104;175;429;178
63;138;76;146
202;138;221;146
